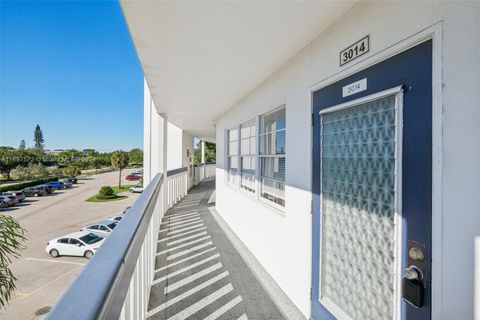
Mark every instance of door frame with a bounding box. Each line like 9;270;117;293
307;22;444;319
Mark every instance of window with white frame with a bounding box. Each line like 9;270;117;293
227;127;239;185
259;107;285;207
225;106;286;208
240;119;256;192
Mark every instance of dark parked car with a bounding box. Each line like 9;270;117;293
46;181;65;190
62;180;73;188
22;186;47;197
126;174;141;181
4;191;26;202
66;177;78;184
36;184;54;194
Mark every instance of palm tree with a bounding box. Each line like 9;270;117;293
111;151;129;188
0;215;26;308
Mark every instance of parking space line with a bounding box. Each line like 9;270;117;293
24;257;85;266
12;264;83;300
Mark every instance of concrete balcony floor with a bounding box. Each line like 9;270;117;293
147;180;285;320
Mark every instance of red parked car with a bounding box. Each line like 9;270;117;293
126;174;141;181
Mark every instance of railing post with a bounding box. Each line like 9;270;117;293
476;236;480;320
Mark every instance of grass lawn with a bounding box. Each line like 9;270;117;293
86;185;134;202
86;195;128;202
112;185;134;193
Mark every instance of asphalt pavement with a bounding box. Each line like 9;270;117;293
0;169;140;320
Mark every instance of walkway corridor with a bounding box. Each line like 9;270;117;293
147;180;285;320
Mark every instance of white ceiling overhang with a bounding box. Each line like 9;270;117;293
120;1;357;141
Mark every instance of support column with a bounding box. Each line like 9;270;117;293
201;140;206;180
161;115;168;176
143;78;152;186
144;81;162;186
159;115;168;213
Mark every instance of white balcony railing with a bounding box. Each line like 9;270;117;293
46;167;189;320
194;162;216;185
165;167;188;210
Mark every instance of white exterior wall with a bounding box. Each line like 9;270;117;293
144;78;189;185
167;122;183;171
215;2;480;319
143;77;162;185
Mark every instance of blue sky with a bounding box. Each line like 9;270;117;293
0;1;143;152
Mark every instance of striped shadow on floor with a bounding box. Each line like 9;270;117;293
147;181;286;320
148;192;245;320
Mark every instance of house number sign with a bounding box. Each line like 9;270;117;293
340;36;369;66
342;78;367;97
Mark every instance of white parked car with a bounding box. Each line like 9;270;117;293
81;220;118;237
129;185;143;193
111;215;123;222
46;232;104;259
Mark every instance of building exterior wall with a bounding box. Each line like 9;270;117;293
144;78;189;185
167;122;183;171
215;2;480;319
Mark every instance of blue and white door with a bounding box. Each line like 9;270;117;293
311;40;432;320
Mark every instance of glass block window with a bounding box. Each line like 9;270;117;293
227;128;239;185
259;107;286;206
319;94;398;320
240;120;256;192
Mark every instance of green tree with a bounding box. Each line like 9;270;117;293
93;157;103;173
18;140;25;150
205;142;216;163
27;163;48;178
194;148;201;165
193;141;216;164
0;149;22;180
111;151;129;188
11;165;31;180
58;149;82;166
33;125;44;149
128;148;143;164
63;165;81;177
76;157;93;170
0;215;26;307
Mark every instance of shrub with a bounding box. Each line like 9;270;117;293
99;186;114;196
0;177;58;192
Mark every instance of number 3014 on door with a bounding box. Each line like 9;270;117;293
340;36;370;66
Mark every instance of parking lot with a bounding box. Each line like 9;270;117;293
0;169;140;320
